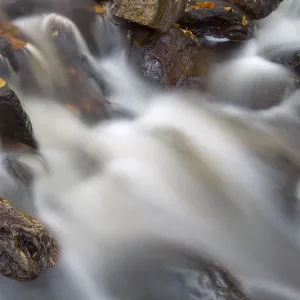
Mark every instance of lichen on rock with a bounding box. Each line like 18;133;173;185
0;198;59;281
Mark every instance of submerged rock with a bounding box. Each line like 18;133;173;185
229;0;284;19
103;243;251;300
178;0;254;40
0;198;59;281
261;48;300;86
111;0;188;32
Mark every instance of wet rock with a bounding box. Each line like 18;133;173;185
178;0;254;40
44;16;110;124
207;56;295;110
0;80;38;150
229;0;284;19
3;156;34;187
129;26;198;88
103;243;251;300
111;0;188;32
0;198;59;281
260;47;300;87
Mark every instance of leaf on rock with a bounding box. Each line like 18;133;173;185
224;6;234;12
241;15;248;26
191;2;216;9
0;77;6;88
180;28;198;43
10;38;26;50
94;4;105;14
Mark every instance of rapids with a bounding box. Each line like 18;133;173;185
1;1;300;300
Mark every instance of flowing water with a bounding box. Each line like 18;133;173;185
1;1;300;300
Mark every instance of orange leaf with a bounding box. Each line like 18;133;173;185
10;38;26;50
0;77;6;88
68;67;77;75
191;1;215;9
94;5;105;14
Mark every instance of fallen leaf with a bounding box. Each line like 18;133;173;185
53;30;59;37
94;5;105;14
0;77;6;88
224;6;233;12
68;67;77;76
180;28;198;43
191;1;215;9
10;38;26;50
241;15;248;26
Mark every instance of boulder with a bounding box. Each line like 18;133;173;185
178;0;254;40
0;198;59;281
111;0;188;32
129;25;198;88
229;0;284;19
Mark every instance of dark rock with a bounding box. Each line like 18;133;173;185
178;0;254;40
0;81;38;150
111;0;188;32
129;26;198;88
0;198;59;281
229;0;284;19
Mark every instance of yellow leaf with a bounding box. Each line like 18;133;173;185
53;30;59;37
224;6;233;12
94;5;105;14
242;15;248;26
0;77;6;88
180;28;198;43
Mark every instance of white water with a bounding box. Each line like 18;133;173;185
1;1;300;300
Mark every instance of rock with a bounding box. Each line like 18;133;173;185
229;0;284;19
0;80;38;150
129;25;198;88
261;47;300;86
111;0;188;32
178;0;254;40
103;243;251;300
0;198;59;281
40;14;110;124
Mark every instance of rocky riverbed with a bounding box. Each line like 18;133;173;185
0;1;299;300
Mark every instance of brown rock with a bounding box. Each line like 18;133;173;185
229;0;284;19
0;198;59;281
129;26;198;88
111;0;188;32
